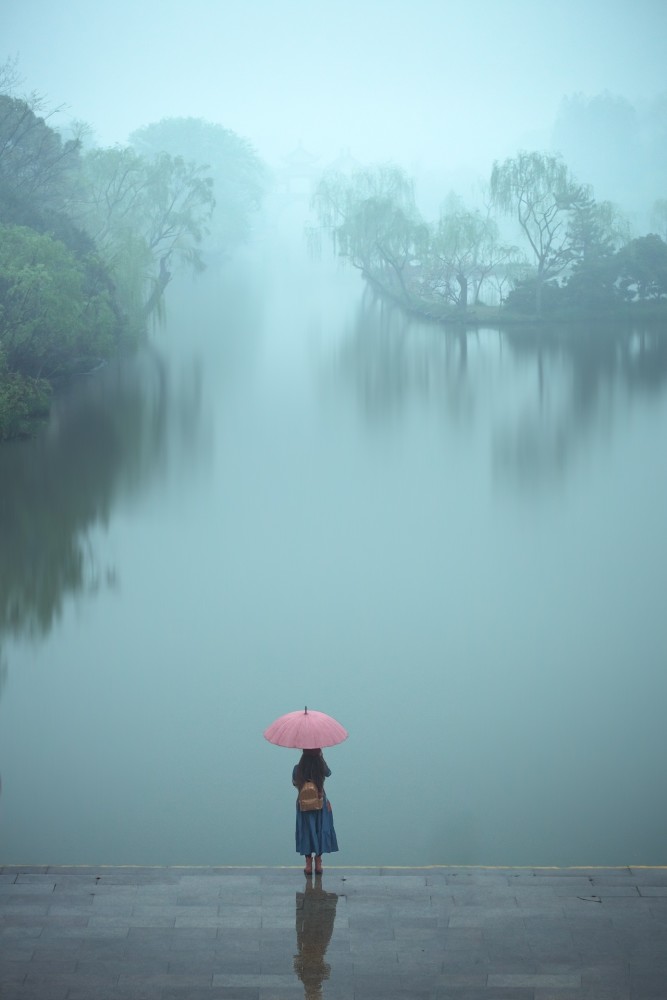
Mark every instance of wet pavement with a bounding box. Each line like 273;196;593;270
1;865;666;998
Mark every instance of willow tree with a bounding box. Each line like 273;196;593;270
490;151;584;315
422;195;515;311
77;147;214;325
311;166;425;304
129;117;265;255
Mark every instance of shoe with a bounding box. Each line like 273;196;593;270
314;856;323;875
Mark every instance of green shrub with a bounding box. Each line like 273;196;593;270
0;367;51;440
0;223;117;379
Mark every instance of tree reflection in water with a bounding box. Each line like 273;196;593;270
333;285;473;425
294;877;339;1000
332;290;667;489
493;326;667;488
0;350;204;673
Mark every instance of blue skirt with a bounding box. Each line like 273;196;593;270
295;795;339;856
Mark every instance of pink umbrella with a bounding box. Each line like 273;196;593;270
263;706;348;749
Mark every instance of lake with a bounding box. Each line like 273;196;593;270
1;228;666;868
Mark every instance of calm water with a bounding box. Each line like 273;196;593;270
1;232;666;867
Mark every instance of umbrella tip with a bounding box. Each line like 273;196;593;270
304;705;308;714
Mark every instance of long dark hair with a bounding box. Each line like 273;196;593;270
294;749;328;792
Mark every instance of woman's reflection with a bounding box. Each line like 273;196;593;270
294;876;339;999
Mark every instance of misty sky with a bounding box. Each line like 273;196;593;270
3;0;667;176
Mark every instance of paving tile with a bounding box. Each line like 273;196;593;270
353;988;431;1000
212;972;296;987
430;971;489;987
0;903;51;918
0;925;44;940
76;958;169;976
534;992;630;1000
67;988;164;1000
1;866;666;999
448;908;528;927
45;903;95;918
0;884;55;896
127;924;218;941
163;991;259;1000
175;913;262;928
0;957;30;979
132;902;211;919
69;940;123;959
433;990;535;1000
216;937;262;953
490;971;582;986
23;971;120;990
39;925;129;940
23;958;79;975
88;914;176;929
592;885;641;897
0;941;36;961
630;869;667;882
118;971;213;989
1;868;50;875
14;876;56;886
7;987;69;1000
516;889;567;913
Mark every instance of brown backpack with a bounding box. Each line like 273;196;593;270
298;780;323;811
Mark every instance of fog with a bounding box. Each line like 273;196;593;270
2;1;667;868
4;0;667;193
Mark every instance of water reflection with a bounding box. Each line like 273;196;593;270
334;287;472;423
0;350;204;673
293;878;339;1000
333;292;667;488
494;327;667;487
3;250;667;867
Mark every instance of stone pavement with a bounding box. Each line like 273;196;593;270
1;865;666;999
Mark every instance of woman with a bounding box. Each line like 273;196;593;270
292;748;339;875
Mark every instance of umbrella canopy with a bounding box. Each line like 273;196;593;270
263;706;348;749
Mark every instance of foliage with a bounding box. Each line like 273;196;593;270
552;194;631;314
0;85;122;337
129;117;265;254
490;151;585;314
505;233;667;317
567;192;627;263
502;278;563;316
615;234;667;301
0;351;51;440
0;71;255;441
75;146;215;322
313;165;415;232
0;93;81;223
338;195;425;300
313;171;527;314
421;195;517;310
0;69;130;439
0;55;22;95
312;166;426;303
0;223;117;378
556;259;619;315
